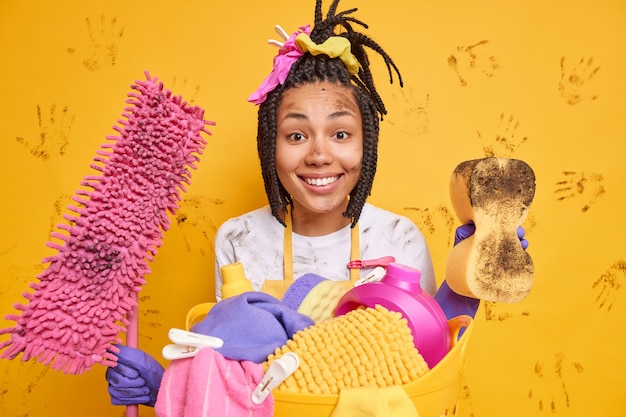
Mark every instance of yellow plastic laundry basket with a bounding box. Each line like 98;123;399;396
185;303;473;417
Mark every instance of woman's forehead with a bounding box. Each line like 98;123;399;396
279;81;359;112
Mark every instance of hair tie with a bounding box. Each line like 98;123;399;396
248;25;359;105
294;33;359;75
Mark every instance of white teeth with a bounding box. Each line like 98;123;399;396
305;176;338;186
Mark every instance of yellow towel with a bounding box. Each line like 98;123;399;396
264;305;429;395
331;386;419;417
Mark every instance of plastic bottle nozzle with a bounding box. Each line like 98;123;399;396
221;262;253;299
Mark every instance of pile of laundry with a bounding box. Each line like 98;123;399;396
154;280;430;417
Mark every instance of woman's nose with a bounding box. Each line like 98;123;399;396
305;138;333;165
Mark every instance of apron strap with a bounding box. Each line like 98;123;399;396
349;225;360;281
283;208;295;283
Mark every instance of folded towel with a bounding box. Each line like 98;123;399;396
191;292;314;363
155;347;273;417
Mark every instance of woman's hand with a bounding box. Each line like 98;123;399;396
454;221;528;249
105;345;164;407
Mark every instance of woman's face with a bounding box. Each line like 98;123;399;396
275;81;363;224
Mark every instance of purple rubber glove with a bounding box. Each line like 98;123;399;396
517;225;529;250
454;222;528;248
436;222;529;320
105;344;164;407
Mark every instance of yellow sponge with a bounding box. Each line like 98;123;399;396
297;280;348;323
445;157;536;303
263;305;429;395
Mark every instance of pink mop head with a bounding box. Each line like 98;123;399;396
0;71;214;374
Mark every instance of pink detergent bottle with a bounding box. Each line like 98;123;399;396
334;263;451;368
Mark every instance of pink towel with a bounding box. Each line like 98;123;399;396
155;347;273;417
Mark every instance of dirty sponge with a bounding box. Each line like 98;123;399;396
264;305;429;395
445;157;536;303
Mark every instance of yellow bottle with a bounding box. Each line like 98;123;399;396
220;262;253;299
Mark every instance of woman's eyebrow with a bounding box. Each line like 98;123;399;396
280;111;309;121
328;110;355;119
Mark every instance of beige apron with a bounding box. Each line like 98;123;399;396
260;208;360;299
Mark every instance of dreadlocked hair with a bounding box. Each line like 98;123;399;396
257;0;402;227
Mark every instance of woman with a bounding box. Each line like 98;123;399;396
105;0;486;407
214;0;436;300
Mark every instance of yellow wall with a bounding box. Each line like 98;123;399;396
1;1;625;416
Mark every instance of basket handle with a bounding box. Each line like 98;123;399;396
447;315;473;346
185;302;215;331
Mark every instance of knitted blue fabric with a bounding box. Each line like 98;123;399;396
191;292;314;363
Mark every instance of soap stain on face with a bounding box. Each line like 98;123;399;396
554;170;606;213
15;104;75;161
592;259;625;311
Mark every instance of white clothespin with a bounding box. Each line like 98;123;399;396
267;25;290;48
354;266;386;287
162;328;224;361
251;352;300;404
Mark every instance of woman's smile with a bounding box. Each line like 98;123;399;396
302;175;341;187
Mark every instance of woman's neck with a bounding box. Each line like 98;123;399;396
288;202;352;236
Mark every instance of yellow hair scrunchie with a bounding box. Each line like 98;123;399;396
295;34;360;75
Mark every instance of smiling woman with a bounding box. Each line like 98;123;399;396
212;0;437;301
2;0;624;415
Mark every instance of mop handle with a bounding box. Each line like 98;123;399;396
125;292;139;417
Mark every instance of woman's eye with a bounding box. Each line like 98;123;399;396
289;133;304;141
334;131;349;140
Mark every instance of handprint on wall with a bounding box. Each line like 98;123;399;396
558;56;600;105
528;352;584;412
448;40;499;87
15;104;75;160
388;88;430;137
175;195;225;255
477;113;528;157
483;301;514;321
592;260;625;312
67;14;124;71
170;76;202;105
403;204;456;247
134;294;160;341
554;170;605;212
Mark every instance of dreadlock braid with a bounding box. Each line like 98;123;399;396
257;0;402;227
